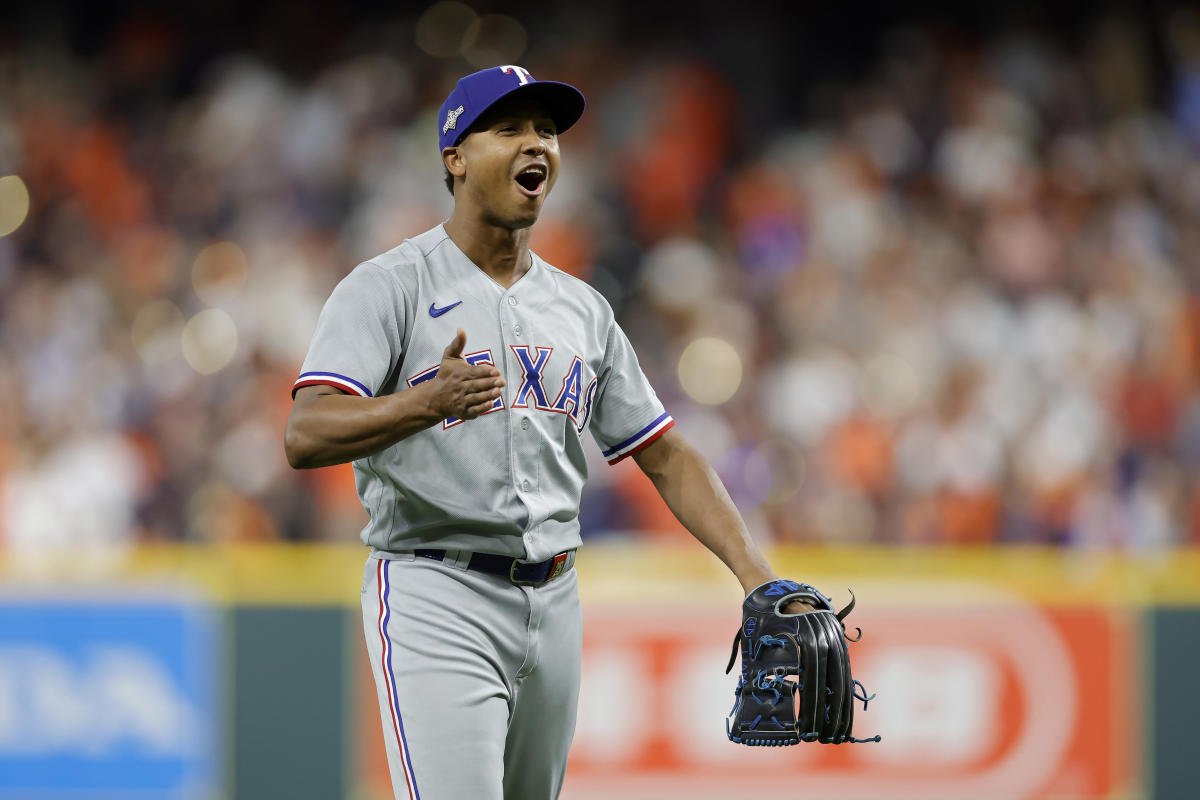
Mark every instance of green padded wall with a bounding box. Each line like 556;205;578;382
232;607;349;800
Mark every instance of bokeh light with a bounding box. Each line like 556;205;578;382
462;14;527;68
641;236;721;311
192;241;249;303
678;337;743;405
130;299;186;365
0;175;31;237
415;1;478;58
181;308;239;374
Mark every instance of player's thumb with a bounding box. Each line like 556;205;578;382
443;328;467;360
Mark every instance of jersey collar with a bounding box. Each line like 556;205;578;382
437;224;558;309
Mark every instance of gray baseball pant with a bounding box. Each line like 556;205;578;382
361;552;582;800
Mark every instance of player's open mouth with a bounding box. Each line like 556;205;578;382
515;165;547;197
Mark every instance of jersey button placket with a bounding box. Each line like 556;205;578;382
506;295;534;498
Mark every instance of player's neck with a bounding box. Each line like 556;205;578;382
444;213;533;289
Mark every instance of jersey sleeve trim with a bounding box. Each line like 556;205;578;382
292;371;373;398
602;412;675;464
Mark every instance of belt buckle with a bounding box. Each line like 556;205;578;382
509;559;538;586
509;553;569;586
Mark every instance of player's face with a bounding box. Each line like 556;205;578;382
451;98;560;229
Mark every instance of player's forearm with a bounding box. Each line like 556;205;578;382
634;431;776;594
285;386;442;469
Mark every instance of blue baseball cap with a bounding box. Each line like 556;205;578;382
437;65;586;151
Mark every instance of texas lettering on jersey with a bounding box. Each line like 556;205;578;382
407;345;597;433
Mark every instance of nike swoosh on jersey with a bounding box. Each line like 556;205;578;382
429;300;463;317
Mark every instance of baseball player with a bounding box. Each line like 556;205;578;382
285;65;799;800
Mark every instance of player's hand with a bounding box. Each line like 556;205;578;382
780;600;818;614
429;328;506;420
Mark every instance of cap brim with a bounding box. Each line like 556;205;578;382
506;81;586;135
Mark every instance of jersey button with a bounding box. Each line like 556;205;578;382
521;417;530;430
513;323;523;336
521;479;531;492
508;296;518;306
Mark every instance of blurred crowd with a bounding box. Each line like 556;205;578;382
2;3;1200;558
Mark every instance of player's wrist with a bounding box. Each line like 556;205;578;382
738;572;777;597
731;558;777;596
398;381;449;428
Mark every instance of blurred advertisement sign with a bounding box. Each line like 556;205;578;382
565;595;1137;800
0;596;219;799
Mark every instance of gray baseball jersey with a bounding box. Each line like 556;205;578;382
293;223;674;561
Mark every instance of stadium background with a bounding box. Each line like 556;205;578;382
1;1;1198;798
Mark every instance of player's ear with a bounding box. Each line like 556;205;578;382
443;146;466;180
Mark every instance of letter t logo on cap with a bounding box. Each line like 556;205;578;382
500;65;533;85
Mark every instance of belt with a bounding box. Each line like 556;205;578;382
413;549;574;587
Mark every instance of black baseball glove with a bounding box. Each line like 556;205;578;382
726;579;879;746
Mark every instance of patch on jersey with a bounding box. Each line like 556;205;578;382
442;104;465;135
428;300;462;317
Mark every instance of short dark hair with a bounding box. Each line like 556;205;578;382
444;167;454;195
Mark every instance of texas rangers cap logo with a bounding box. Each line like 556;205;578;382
442;104;465;136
